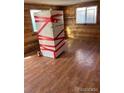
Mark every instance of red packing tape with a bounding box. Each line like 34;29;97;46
34;13;62;34
34;13;65;57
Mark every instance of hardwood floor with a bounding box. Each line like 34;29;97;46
24;39;100;93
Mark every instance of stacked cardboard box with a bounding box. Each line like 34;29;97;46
33;10;65;58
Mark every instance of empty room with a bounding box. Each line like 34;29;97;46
24;0;100;93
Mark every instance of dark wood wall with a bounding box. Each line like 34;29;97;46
63;1;100;40
24;3;62;54
24;1;100;55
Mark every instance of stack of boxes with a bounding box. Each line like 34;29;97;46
33;10;65;58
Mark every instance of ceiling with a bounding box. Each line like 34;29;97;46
24;0;98;6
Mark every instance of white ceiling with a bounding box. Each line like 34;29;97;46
24;0;98;6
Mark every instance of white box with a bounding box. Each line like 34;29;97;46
33;10;65;58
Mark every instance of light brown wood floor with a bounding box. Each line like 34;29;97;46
24;39;100;93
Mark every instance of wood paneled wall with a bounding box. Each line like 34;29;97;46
63;1;100;40
24;3;62;54
24;1;100;54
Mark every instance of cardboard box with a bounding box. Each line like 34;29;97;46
33;10;65;58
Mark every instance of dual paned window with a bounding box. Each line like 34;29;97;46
30;9;41;32
76;6;97;24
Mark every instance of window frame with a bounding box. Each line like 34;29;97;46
76;5;97;25
30;9;42;33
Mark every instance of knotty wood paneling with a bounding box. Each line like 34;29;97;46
63;1;100;40
24;1;100;55
24;3;62;54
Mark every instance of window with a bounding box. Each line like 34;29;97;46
76;6;97;24
30;9;41;32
